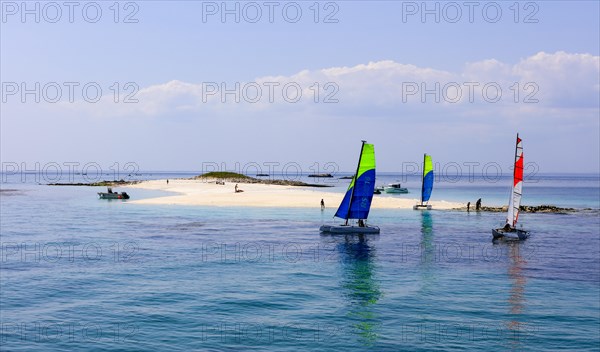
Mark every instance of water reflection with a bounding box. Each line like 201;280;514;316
499;242;528;350
420;212;434;260
321;233;381;345
419;211;435;294
414;211;437;340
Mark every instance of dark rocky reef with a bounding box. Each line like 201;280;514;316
454;204;585;214
0;189;25;196
48;179;141;187
195;172;332;188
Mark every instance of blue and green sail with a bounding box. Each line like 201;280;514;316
421;154;434;204
335;142;376;220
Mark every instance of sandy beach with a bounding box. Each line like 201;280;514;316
127;179;463;209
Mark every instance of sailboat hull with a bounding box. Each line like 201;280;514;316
413;204;432;210
384;187;408;194
492;228;529;241
320;225;380;234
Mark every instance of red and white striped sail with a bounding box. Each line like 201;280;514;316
506;134;523;227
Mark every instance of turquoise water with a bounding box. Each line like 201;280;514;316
1;175;599;351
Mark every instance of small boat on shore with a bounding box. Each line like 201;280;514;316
320;141;380;234
308;173;333;178
384;183;408;194
493;134;529;241
414;154;433;210
98;187;130;200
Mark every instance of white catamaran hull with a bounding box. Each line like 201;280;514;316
492;228;529;241
413;204;432;210
320;225;380;234
384;187;408;194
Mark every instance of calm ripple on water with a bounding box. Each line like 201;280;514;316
1;181;599;351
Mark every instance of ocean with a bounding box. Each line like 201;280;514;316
1;172;599;351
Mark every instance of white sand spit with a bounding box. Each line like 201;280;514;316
126;179;463;209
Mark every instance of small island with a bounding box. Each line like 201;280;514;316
307;173;333;178
195;172;332;187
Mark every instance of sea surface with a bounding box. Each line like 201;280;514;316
1;172;599;351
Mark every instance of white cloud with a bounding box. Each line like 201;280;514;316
512;51;600;108
65;51;599;119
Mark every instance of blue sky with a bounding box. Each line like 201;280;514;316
1;1;599;174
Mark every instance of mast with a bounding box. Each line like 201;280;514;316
345;140;367;223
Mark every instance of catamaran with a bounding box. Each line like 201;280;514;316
413;153;433;210
492;134;529;241
384;183;408;194
320;141;380;234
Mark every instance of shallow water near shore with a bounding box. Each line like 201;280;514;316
1;174;599;351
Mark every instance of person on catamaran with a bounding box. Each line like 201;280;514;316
476;198;482;211
358;219;365;227
320;199;325;210
503;223;512;231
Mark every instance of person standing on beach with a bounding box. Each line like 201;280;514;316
166;179;169;184
467;202;470;212
320;199;325;211
235;184;238;193
476;198;482;211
